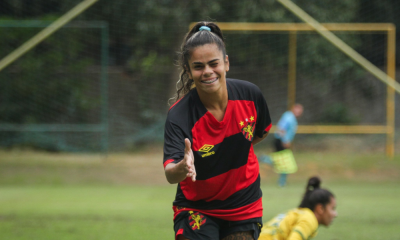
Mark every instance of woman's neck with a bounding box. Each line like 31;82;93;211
198;87;228;121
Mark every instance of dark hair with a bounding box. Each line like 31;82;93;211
298;176;335;211
172;21;227;103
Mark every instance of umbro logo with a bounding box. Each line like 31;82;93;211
198;144;215;158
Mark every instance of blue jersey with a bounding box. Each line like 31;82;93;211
274;111;298;144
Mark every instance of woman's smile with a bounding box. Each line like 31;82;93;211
201;77;218;84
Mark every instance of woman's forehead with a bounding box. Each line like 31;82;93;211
328;197;337;206
189;44;224;62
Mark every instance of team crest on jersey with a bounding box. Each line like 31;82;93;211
198;144;215;158
188;211;206;230
241;122;255;141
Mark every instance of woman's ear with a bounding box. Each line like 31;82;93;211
225;55;230;72
315;203;325;215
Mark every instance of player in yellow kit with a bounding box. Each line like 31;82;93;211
259;176;337;240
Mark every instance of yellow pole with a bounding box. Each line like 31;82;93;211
277;0;400;94
386;26;396;158
192;21;396;156
0;0;99;72
288;31;297;109
296;125;388;134
201;22;396;32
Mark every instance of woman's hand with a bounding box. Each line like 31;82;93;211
182;138;196;182
164;138;196;183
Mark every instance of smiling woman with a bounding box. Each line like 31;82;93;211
188;44;229;104
162;21;272;240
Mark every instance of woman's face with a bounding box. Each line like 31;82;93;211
187;43;229;95
320;196;338;226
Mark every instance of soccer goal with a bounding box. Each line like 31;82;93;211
190;22;396;157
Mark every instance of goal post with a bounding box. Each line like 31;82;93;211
189;22;396;158
278;0;397;158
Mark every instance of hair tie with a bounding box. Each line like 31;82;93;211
199;26;211;32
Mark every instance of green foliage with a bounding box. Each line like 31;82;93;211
319;103;358;124
86;0;364;101
0;0;398;150
0;17;95;124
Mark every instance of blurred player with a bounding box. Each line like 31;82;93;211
163;21;272;240
259;104;303;187
258;176;337;240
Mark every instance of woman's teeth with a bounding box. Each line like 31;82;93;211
202;78;217;84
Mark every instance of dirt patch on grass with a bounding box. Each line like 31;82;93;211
1;141;399;186
0;146;168;186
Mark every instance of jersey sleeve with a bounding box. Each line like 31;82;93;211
254;87;272;138
287;216;318;240
163;117;185;168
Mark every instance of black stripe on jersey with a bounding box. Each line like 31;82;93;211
227;78;259;101
174;175;262;210
193;133;252;180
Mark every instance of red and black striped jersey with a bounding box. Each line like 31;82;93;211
163;78;272;221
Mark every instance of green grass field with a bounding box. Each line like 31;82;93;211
0;144;399;240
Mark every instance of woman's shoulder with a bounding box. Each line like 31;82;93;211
168;90;195;111
227;78;262;99
227;78;260;90
296;207;314;215
296;208;318;224
291;208;319;238
166;92;192;120
166;89;201;126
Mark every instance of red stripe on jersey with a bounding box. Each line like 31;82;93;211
191;100;257;151
169;97;183;111
175;229;184;240
180;146;259;201
265;123;272;132
173;198;263;221
164;159;175;169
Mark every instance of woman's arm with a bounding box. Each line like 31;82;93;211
286;217;318;240
164;138;196;184
252;132;269;145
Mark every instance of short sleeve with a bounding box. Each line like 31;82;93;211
254;88;272;138
287;216;318;240
163;118;185;168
